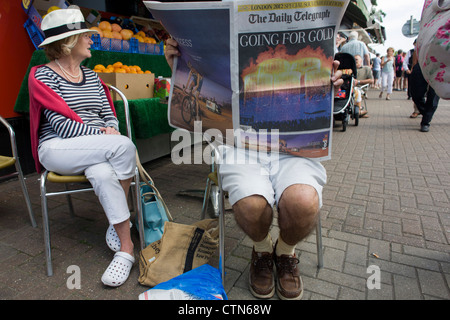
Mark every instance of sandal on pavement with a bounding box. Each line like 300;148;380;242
410;112;419;118
106;221;132;252
101;251;135;287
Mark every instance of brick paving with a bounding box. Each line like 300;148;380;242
0;88;449;300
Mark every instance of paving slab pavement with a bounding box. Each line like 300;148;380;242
0;88;449;300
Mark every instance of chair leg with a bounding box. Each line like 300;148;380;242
210;185;220;217
217;170;226;285
40;171;53;276
16;163;37;228
64;183;75;217
316;212;324;269
129;184;137;214
201;177;212;220
134;168;145;250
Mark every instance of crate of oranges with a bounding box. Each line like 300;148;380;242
89;21;163;55
95;62;155;100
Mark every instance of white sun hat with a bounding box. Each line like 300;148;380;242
38;7;98;47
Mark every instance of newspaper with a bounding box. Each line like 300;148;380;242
144;0;349;160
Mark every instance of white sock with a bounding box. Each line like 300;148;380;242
275;236;296;256
253;233;273;253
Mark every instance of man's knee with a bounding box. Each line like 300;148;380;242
278;184;319;230
233;195;272;225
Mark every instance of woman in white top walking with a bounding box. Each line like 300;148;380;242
379;47;396;100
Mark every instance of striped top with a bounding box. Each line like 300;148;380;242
35;65;118;146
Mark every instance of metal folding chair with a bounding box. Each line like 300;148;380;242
357;83;370;112
0;116;37;228
200;144;226;285
39;85;145;276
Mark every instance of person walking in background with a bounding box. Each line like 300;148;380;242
379;47;395;100
394;50;404;91
335;32;347;53
410;63;440;132
404;40;421;118
415;0;450;100
401;51;408;92
372;53;381;89
403;40;416;101
354;54;374;118
408;0;448;132
340;31;370;66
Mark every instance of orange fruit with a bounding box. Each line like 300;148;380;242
94;64;106;71
98;21;112;32
102;30;112;38
113;62;123;68
111;23;122;33
111;31;123;40
144;37;157;44
120;29;134;41
89;27;103;37
114;68;126;73
122;65;130;73
144;70;152;74
136;31;146;38
132;35;144;43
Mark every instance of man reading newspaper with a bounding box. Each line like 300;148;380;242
165;37;343;300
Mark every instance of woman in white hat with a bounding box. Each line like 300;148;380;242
28;7;136;287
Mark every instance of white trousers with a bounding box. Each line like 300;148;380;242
381;71;394;94
38;134;136;225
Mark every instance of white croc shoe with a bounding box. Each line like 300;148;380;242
106;222;132;252
101;251;135;287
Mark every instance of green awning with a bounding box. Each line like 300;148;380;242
345;0;370;28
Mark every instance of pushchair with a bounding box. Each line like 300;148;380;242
333;52;359;131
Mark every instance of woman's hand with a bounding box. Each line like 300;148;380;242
331;60;343;89
100;127;121;135
164;38;180;71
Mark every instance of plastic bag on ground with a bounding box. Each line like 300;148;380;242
139;264;227;300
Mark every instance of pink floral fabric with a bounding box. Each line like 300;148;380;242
417;0;450;99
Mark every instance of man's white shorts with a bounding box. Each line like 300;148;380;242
218;146;327;208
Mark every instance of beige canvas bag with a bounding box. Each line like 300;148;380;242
138;218;219;287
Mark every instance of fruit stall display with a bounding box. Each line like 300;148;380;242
93;61;153;74
23;2;164;55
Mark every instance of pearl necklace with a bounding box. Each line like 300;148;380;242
55;59;82;82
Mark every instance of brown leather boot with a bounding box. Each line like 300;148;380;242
274;252;303;300
249;248;275;299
